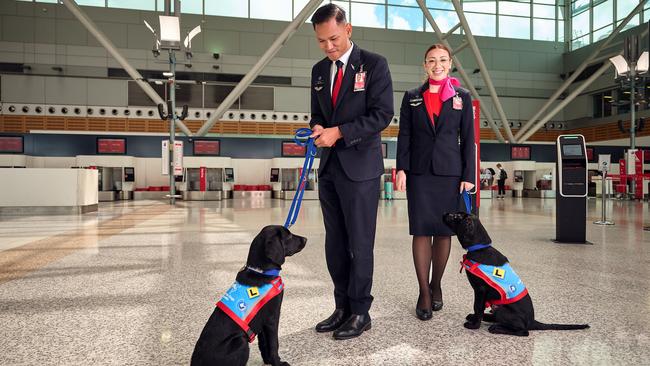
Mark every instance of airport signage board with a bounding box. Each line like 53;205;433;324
193;140;220;156
281;141;306;157
97;138;126;154
0;136;23;153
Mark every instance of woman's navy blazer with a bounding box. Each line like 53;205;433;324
396;82;475;184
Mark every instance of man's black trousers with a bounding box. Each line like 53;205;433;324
318;152;380;315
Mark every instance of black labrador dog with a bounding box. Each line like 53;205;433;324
443;212;589;336
191;225;307;366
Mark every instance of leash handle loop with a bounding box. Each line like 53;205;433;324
462;189;472;214
284;128;317;228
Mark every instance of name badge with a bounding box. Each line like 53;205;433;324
453;96;463;110
354;71;366;92
353;64;366;92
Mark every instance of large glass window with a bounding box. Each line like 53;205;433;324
76;0;105;6
592;24;612;42
466;13;496;37
572;0;590;16
424;10;460;33
593;0;613;30
572;0;645;50
293;0;327;20
388;6;423;31
533;18;555;41
205;0;248;18
533;4;555;18
463;1;496;14
350;2;385;29
571;33;589;50
250;0;292;21
617;0;639;21
426;0;454;11
499;15;530;40
616;0;640;31
500;1;531;17
571;10;590;40
29;0;573;44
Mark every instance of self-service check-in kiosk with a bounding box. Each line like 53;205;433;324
97;166;135;201
555;135;588;244
270;158;318;200
181;167;223;201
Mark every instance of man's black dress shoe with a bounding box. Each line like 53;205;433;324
333;314;371;340
315;309;348;333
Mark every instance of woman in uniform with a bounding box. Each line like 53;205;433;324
395;44;475;320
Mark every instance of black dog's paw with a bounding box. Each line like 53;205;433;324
264;361;289;366
465;313;476;321
464;321;481;329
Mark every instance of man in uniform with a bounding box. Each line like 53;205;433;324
309;4;394;340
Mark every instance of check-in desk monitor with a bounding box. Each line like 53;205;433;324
224;168;235;182
270;168;280;183
124;167;135;182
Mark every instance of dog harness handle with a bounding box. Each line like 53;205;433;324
462;189;472;214
284;128;317;229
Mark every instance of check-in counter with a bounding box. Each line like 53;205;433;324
270;157;320;200
0;168;98;215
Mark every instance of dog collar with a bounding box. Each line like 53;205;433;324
465;243;491;252
245;265;281;277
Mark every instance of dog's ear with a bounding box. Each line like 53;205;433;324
264;236;286;266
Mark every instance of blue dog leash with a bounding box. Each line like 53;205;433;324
460;189;491;252
283;128;317;228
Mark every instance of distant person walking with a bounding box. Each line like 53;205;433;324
496;163;507;199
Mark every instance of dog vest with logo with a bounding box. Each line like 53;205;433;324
462;255;528;307
216;277;283;342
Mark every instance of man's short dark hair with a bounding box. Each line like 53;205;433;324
311;4;347;29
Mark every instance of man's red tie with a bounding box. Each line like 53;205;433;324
331;60;343;107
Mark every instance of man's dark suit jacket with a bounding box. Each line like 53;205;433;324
396;82;475;184
309;44;394;182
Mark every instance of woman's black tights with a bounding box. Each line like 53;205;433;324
413;235;452;309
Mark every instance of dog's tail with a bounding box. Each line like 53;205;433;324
530;320;590;331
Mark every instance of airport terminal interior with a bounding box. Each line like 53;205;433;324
1;0;650;365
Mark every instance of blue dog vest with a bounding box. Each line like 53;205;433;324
216;277;283;342
462;255;528;307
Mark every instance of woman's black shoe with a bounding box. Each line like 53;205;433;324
416;307;432;320
415;293;432;320
432;301;443;312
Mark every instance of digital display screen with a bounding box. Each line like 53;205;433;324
97;138;126;154
124;167;135;182
224;168;235;182
0;136;24;153
511;146;531;160
282;142;306;157
381;143;388;158
562;144;584;157
194;140;220;156
270;168;280;182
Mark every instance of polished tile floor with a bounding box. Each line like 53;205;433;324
1;197;649;365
